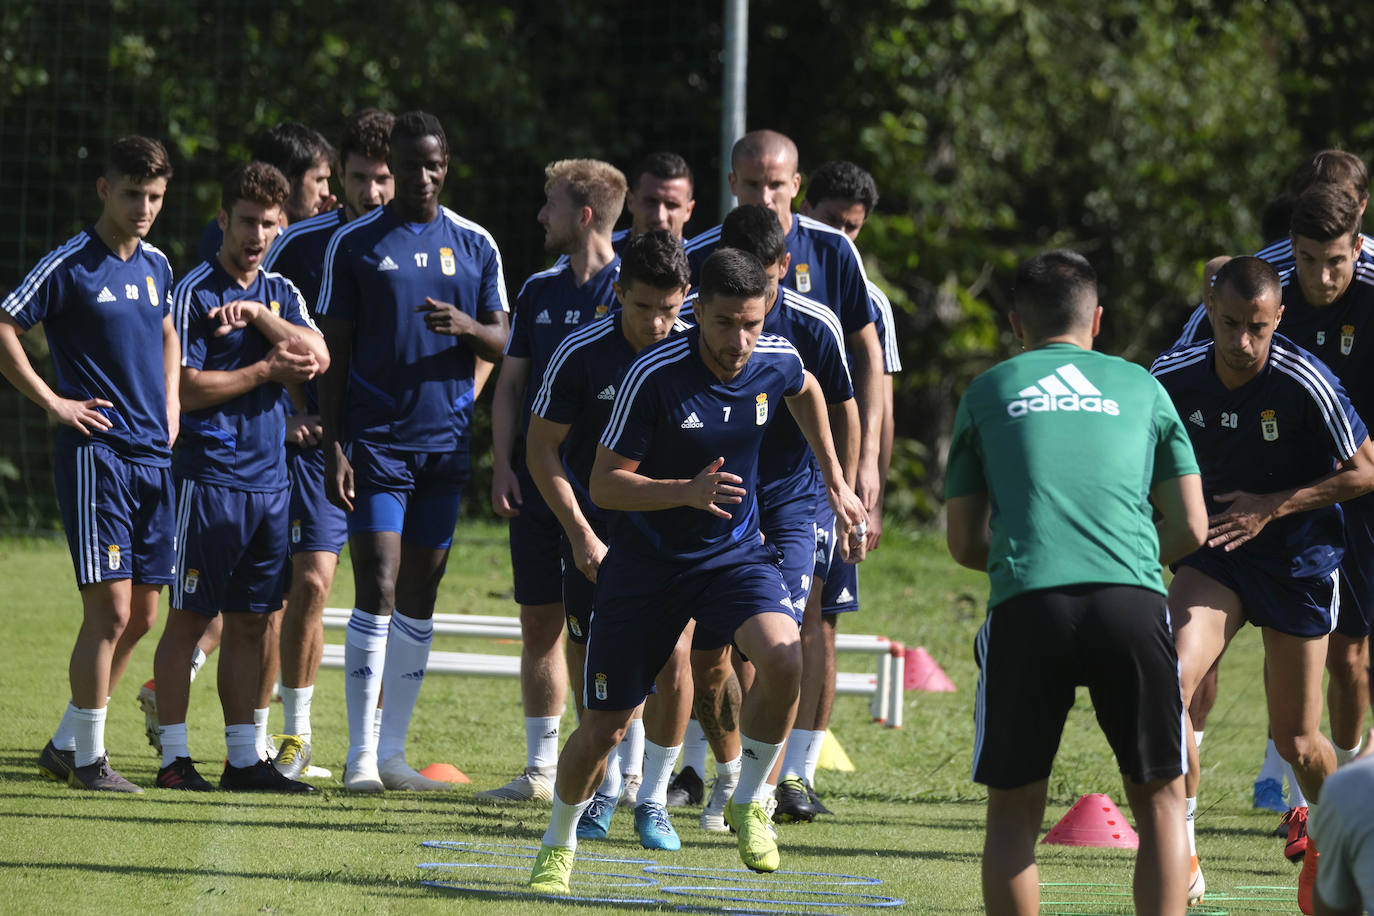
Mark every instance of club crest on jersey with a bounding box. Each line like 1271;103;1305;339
146;276;159;306
439;247;456;276
568;616;583;638
595;303;610;317
184;568;200;594
794;263;812;293
1260;409;1279;441
594;672;608;700
1342;324;1355;356
291;520;302;544
755;392;769;425
269;300;281;316
107;544;121;571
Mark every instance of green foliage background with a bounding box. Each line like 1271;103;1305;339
4;0;1374;526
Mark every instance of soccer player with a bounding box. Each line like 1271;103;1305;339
1151;256;1374;907
260;108;395;776
480;159;626;802
947;249;1205;916
524;230;692;847
154;160;328;793
317;111;509;792
625;152;696;241
526;248;866;893
2;136;177;792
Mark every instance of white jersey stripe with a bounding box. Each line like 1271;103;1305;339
531;316;619;417
1149;343;1211;377
173;479;196;609
971;612;992;777
601;336;693;448
316;205;387;316
77;445;98;584
443;207;510;312
1270;345;1359;458
172;262;214;367
3;233;88;317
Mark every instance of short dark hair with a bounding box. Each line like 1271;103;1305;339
721;204;787;267
698;248;767;306
1012;250;1098;338
805;160;878;213
222;160;290;213
1212;256;1281;303
339;109;395;165
629;151;693;192
391;111;448;156
1289;149;1369;201
106;135;172;181
1291;183;1363;244
252;121;334;183
620;230;690;291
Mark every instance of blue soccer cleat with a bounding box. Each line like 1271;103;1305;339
633;801;681;850
1252;777;1286;813
576;792;617;839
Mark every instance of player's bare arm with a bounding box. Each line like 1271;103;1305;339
179;339;319;412
945;492;990;572
317;315;355;512
1149;473;1207;565
827;396;860;489
162;313;180;447
206;300;331;372
1208;437;1374;551
785;371;868;561
526;414;606;581
589;445;743;518
0;315;113;435
848;321;885;513
489;354;528;518
871;372;895;550
416;299;510;361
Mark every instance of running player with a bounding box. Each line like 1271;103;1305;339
947;249;1204;915
480;159;625;803
526;248;866;893
317;111;509;792
259;108;396;777
2;136;177;792
1151;256;1374;907
154;161;327;793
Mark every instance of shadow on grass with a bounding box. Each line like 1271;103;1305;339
0;859;421;891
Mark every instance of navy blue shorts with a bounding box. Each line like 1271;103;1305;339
560;524;604;645
173;479;289;615
346;441;468;549
1336;493;1374;638
586;541;793;710
813;497;860;614
1177;550;1340;638
287;445;347;556
508;463;563;606
54;441;174;587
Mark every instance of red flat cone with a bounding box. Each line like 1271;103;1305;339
1042;793;1139;848
905;646;956;692
419;762;470;783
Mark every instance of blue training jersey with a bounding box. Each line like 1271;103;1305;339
869;280;903;373
2;228;174;465
1151;335;1367;577
316;203;508;453
173;260;319;491
600;326;805;563
506;259;620;427
685;213;878;335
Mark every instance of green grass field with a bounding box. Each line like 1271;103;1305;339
0;524;1313;913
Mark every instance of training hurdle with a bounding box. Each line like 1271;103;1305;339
319;608;905;726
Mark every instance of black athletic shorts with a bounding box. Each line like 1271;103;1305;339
971;583;1186;790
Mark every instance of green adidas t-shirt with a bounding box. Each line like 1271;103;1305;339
945;343;1198;607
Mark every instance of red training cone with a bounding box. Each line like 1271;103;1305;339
419;762;471;784
1042;793;1139;848
904;646;956;692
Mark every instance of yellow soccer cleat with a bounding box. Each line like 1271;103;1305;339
527;843;575;895
726;800;780;872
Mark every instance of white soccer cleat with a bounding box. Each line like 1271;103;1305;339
1187;861;1206;907
474;765;555;802
343;752;384;793
700;770;739;833
617;773;643;809
378;753;453;791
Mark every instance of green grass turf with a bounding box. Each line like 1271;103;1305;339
0;523;1311;913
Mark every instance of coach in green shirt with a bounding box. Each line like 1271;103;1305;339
945;249;1207;916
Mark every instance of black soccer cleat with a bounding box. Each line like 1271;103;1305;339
221;759;316;793
157;756;214;791
38;741;75;784
804;778;834;816
69;754;143;793
666;765;705;806
773;776;817;823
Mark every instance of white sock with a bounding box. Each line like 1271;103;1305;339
803;729;826;784
527;715;560;770
72;705;106;768
542;790;593;849
52;701;78;751
344;608;388;764
1286;762;1308;807
225;723;258;768
619;718;644;778
1259;738;1285;781
1186;796;1197;858
376;612;433;763
682;718;708;775
1193;730;1204;750
160;723;189;768
637;741;682;806
281;685;314;740
780;728;816;781
189;646;208;682
734;733;785;805
1334;736;1362;767
718;754;742;779
596;745;623;798
254;707;270;759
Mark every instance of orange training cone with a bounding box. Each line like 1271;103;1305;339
419;762;471;783
1042;793;1138;848
904;646;956;692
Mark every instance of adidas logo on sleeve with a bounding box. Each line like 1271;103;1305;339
1006;363;1120;417
681;411;704;429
